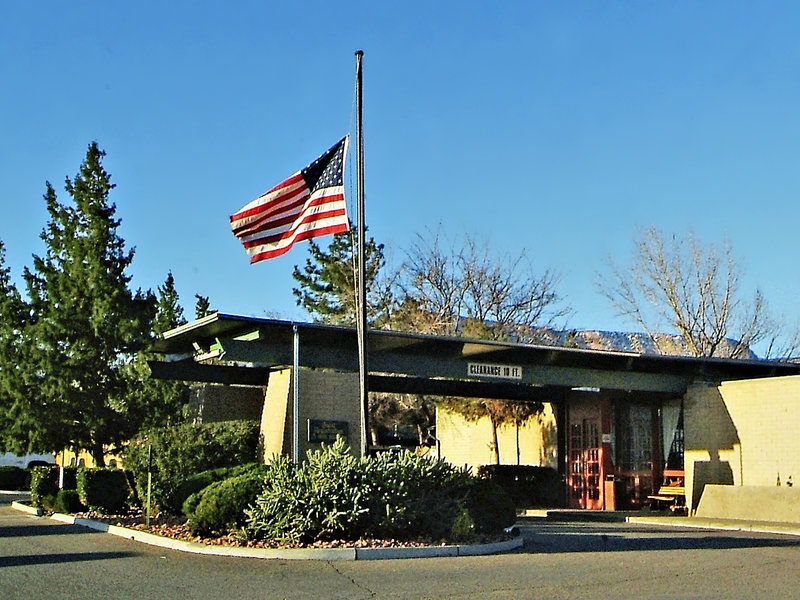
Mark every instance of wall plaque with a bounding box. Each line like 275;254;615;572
308;419;349;443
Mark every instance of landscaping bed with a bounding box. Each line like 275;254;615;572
72;508;510;550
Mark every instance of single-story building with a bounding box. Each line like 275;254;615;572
150;313;800;515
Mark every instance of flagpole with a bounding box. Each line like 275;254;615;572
355;50;369;457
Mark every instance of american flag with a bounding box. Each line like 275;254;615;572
230;137;350;263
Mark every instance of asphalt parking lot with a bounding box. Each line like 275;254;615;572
3;499;800;600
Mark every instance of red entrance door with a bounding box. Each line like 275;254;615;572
567;400;604;509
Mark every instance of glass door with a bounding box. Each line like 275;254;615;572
567;399;603;509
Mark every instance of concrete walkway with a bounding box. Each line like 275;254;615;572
522;507;800;538
627;514;800;537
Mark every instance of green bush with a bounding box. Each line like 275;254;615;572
0;466;28;491
361;449;473;539
180;463;266;517
30;466;59;508
462;477;517;534
177;466;236;516
53;489;84;514
476;464;561;508
186;465;269;535
123;420;260;514
59;466;79;491
77;469;130;514
245;438;496;544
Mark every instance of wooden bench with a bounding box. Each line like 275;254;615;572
647;469;686;512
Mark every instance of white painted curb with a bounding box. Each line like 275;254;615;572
11;501;42;516
12;503;524;560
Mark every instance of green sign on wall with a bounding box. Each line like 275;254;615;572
308;419;349;443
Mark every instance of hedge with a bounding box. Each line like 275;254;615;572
77;468;131;514
476;464;562;508
0;466;28;491
30;466;59;508
53;489;84;514
123;420;260;514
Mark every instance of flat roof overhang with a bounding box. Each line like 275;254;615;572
148;313;800;397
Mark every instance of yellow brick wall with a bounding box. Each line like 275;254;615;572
436;403;558;471
717;375;800;488
684;383;742;511
296;369;362;458
189;384;264;423
260;368;364;461
685;375;800;512
260;368;292;461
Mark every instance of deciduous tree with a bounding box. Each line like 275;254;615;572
397;228;569;340
598;226;797;359
396;229;567;461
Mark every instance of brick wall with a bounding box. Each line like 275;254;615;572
259;368;364;461
188;384;265;423
684;383;741;511
296;369;362;458
718;375;800;489
685;375;800;513
260;368;292;460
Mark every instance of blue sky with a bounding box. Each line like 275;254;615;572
2;2;799;354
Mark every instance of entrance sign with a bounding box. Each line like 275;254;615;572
308;419;349;443
467;363;522;380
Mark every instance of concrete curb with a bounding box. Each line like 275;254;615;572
11;501;42;516
12;503;523;560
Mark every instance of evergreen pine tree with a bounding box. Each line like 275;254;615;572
154;272;185;334
0;240;33;454
291;230;391;326
194;294;212;319
125;271;190;429
21;143;155;465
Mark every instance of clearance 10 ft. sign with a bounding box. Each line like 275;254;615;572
467;363;522;380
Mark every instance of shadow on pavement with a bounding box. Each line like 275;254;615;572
0;551;139;568
516;520;800;554
0;524;103;538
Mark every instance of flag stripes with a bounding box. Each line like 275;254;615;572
230;137;349;263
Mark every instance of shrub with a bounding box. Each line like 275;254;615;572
186;465;269;535
59;466;79;491
180;463;265;517
123;420;260;514
245;438;497;544
476;464;561;508
177;466;235;516
53;489;84;514
462;477;517;534
26;460;52;469
0;466;28;491
362;449;473;539
30;466;59;508
77;469;130;514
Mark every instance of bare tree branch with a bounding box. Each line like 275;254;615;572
598;226;798;359
399;227;570;340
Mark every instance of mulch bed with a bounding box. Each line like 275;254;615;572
72;508;508;550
